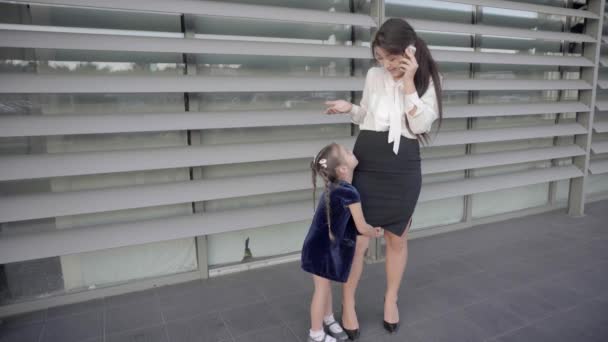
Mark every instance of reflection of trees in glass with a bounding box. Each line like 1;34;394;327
567;3;586;54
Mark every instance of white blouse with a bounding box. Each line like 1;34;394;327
348;66;441;155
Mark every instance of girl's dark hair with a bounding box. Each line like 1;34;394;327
311;142;342;242
371;18;443;146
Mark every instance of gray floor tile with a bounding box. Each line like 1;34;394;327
251;269;311;300
283;319;309;342
160;291;206;323
448;271;505;300
221;302;283;337
528;278;590;310
407;309;486;342
0;310;46;329
105;298;163;335
457;246;518;273
105;288;157;309
421;278;479;313
266;290;311;324
402;262;443;289
395;287;446;325
553;268;608;297
166;313;231;342
156;280;204;302
198;281;266;314
488;260;555;290
358;327;423;342
552;298;608;341
432;258;482;280
531;310;603;342
493;325;555;342
47;298;104;319
234;324;297;342
461;300;526;340
0;322;43;342
40;310;103;342
490;287;558;323
106;324;168;342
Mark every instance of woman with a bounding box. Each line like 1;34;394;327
324;18;443;338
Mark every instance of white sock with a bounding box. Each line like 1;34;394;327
323;313;344;334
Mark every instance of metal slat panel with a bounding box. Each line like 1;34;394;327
0;140;578;182
405;18;596;43
588;160;608;174
0;125;585;181
0;165;584;264
1;28;592;67
0;28;372;59
444;101;589;119
442;79;592;91
0;138;356;181
594;122;608;133
430;123;587;146
2;75;590;93
10;0;377;27
0;145;586;222
422;145;585;174
591;141;608;154
0;101;589;138
3;28;592;67
0;200;315;264
420;165;583;202
596;100;608;111
0;23;183;37
597;80;608;89
0;110;351;137
437;0;599;19
1;74;365;93
0;171;313;222
432;50;593;67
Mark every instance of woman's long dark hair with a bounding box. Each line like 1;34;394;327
371;18;443;145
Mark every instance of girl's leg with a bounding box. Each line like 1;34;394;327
311;275;332;331
325;285;333;317
383;217;412;323
341;235;370;329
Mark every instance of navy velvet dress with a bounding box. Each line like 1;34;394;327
301;180;361;283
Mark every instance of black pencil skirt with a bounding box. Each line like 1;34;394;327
352;130;422;237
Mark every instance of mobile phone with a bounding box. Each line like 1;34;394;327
405;44;416;55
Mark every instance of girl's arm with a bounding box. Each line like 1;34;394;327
347;202;382;237
403;77;440;134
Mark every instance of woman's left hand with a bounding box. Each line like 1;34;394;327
399;49;418;83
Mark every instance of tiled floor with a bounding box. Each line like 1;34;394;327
1;199;607;342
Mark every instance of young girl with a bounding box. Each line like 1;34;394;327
301;142;383;342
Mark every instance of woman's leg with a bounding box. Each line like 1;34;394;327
311;275;332;331
341;235;370;329
383;217;412;323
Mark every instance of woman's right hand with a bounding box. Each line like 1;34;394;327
324;100;352;114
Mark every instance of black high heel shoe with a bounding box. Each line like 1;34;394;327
341;304;360;340
383;296;400;333
343;327;360;341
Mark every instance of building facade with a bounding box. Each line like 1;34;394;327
0;0;607;315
